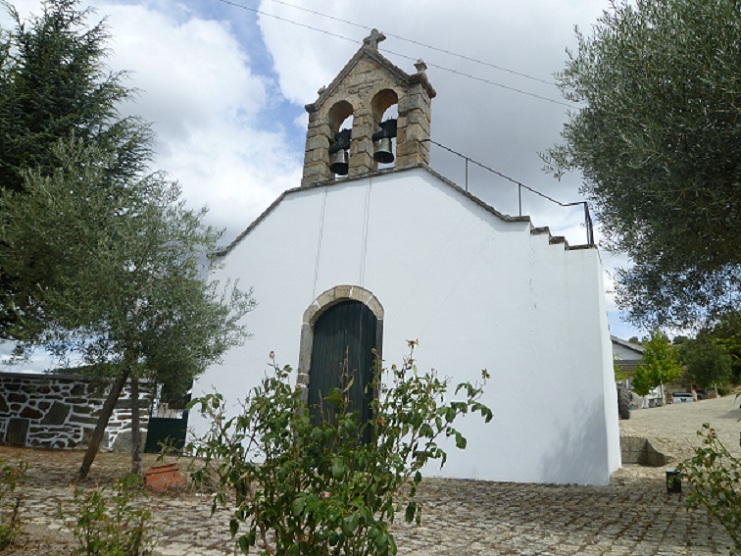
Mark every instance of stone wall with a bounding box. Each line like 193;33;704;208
620;436;668;467
0;372;151;451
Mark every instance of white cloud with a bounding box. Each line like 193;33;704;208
4;0;608;242
103;3;267;132
0;0;303;368
0;342;62;374
96;1;303;240
1;0;642;337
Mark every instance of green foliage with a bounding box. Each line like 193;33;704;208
613;356;629;382
0;460;25;549
60;473;155;556
631;330;682;396
678;425;741;553
187;345;492;556
0;0;254;475
704;311;741;384
0;0;252;418
1;137;253;475
630;365;655;398
680;338;733;389
545;0;741;328
0;0;152;336
1;137;253;382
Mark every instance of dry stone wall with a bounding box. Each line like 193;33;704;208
0;372;151;451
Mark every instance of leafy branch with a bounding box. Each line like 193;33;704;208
187;344;491;555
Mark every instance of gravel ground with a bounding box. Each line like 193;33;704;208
0;396;738;555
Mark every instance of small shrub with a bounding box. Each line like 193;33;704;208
0;460;25;549
677;424;740;553
60;473;156;556
187;343;492;555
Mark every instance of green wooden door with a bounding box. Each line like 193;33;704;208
308;300;377;439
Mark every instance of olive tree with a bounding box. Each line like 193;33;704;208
0;139;254;478
545;0;741;328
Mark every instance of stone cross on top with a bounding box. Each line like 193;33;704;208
363;28;386;49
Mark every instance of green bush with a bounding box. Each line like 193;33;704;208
0;460;25;549
678;424;740;554
60;473;156;556
187;344;492;555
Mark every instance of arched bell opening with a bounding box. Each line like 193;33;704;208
328;101;354;177
372;89;399;168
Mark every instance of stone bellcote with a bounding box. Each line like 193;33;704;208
301;29;436;187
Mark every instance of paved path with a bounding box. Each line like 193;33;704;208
620;395;741;462
2;397;739;555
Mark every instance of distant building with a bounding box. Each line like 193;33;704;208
611;335;644;379
611;336;665;407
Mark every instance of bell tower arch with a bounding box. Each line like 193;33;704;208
301;29;436;187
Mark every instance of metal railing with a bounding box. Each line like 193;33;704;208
426;139;595;246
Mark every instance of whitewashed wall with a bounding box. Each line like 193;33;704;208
192;167;620;485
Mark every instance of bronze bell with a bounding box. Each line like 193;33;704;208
329;149;349;175
374;138;394;164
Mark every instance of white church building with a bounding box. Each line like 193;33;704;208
191;31;621;486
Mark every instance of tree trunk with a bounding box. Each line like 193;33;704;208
130;375;142;474
76;368;130;481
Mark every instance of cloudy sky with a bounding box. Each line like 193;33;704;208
2;0;645;369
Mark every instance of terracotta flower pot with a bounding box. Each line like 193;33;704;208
144;463;186;492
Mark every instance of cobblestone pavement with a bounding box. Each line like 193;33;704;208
2;397;739;555
620;395;741;462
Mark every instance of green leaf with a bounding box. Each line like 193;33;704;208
419;423;434;437
179;342;493;556
291;496;306;517
404;501;417;523
455;432;467;450
238;534;251;555
545;0;741;327
229;517;239;538
331;458;345;479
342;515;358;535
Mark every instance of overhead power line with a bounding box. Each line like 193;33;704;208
213;0;575;108
385;51;573;108
215;0;359;44
261;0;556;87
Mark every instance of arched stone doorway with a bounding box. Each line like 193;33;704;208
298;286;384;438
